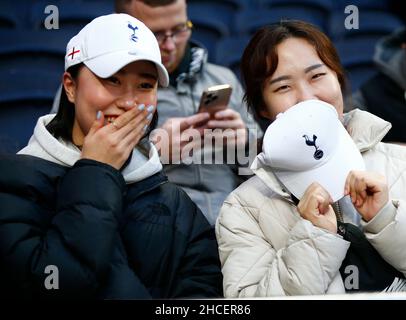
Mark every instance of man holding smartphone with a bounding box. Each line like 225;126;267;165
114;0;262;226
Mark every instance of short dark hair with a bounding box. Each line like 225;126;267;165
115;0;177;13
241;20;347;124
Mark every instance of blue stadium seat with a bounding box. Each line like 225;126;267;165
0;2;28;29
30;0;114;32
0;10;20;29
0;28;66;154
0;68;59;104
343;64;378;93
259;0;334;15
234;8;327;36
334;36;377;67
0;69;58;154
332;0;389;11
188;0;248;11
0;100;53;154
188;0;246;28
187;13;230;60
0;29;69;76
214;35;251;80
334;36;379;92
328;10;404;40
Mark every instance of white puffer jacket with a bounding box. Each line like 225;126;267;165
216;109;406;297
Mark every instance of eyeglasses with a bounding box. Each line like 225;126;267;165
154;20;193;45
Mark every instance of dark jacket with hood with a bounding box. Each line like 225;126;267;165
352;27;406;143
0;115;223;299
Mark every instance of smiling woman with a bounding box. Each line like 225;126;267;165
65;61;159;156
216;20;406;298
0;13;223;300
241;20;347;125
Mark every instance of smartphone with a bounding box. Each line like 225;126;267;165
198;84;232;117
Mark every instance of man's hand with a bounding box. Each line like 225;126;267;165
344;171;389;222
151;113;210;163
297;182;337;234
206;108;247;147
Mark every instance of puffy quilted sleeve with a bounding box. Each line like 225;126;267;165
362;199;406;277
0;157;125;299
216;194;350;297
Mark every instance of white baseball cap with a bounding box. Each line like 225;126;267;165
64;13;169;87
262;100;365;202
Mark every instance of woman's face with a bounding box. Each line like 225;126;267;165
64;61;158;146
261;37;344;121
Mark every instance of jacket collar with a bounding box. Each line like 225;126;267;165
373;27;406;90
251;109;392;197
172;40;208;93
126;171;168;200
344;108;391;151
19;114;163;184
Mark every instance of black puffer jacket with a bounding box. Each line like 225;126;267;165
0;154;223;299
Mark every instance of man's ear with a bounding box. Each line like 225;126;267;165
63;72;76;103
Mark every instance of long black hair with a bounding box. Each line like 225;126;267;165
46;63;158;144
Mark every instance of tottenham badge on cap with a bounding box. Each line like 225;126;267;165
65;13;169;87
261;99;365;201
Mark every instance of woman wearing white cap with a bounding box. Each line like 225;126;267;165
216;20;406;297
0;14;222;299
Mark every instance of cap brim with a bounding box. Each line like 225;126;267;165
84;50;169;87
273;124;365;202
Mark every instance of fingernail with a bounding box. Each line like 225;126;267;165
147;105;154;113
147;113;153;121
96;111;101;120
138;104;145;111
126;100;134;107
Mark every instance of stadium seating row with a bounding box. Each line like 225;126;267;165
0;0;404;153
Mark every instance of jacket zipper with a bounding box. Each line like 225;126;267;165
332;201;344;223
